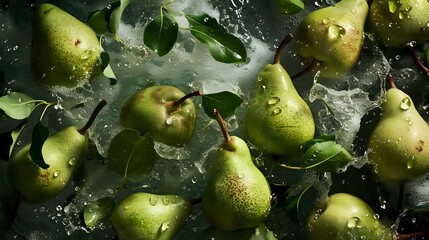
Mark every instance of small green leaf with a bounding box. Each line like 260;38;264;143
0;92;35;120
107;129;157;182
202;91;243;119
29;122;50;169
185;14;247;63
144;12;178;56
109;0;133;39
9;120;28;157
302;141;353;172
83;197;115;229
86;8;109;35
275;0;305;15
303;134;336;152
100;52;117;85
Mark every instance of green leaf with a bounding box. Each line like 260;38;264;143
107;129;157;182
202;91;243;119
109;0;133;39
9;120;28;157
144;12;178;57
285;182;313;225
0;92;35;120
100;52;117;85
29;122;50;169
84;197;115;229
302;134;336;152
185;14;247;63
275;0;305;15
86;8;109;35
302;141;353;172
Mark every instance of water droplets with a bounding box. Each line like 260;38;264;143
166;116;175;126
407;156;415;169
347;217;362;228
238;173;245;179
267;96;280;105
272;107;282;115
322;18;330;24
162;197;170;205
328;25;346;39
400;97;411;110
149;196;158;206
68;157;76;166
388;0;401;13
53;170;60;178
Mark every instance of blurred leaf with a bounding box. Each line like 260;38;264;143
185;14;247;63
84;197;115;229
275;0;304;15
9;120;28;157
0;92;35;120
100;52;117;85
302;134;336;152
302;141;353;172
202;91;243;119
29;122;50;169
107;129;156;182
144;12;178;56
285;182;313;225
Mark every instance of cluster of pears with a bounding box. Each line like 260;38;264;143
31;3;103;87
307;193;392;239
111;192;192;240
295;0;368;78
7;101;107;203
203;110;272;231
368;75;429;182
245;33;315;156
120;85;198;146
369;0;429;48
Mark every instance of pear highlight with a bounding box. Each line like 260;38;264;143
245;34;315;156
31;3;103;87
202;110;272;231
296;0;368;78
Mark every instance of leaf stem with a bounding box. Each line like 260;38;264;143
212;109;231;143
39;103;55;122
78;100;107;135
273;33;293;65
407;46;429;75
291;58;320;80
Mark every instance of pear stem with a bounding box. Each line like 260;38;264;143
212;109;231;143
172;90;203;108
407;46;429;76
26;0;38;11
78;100;107;135
291;58;320;81
387;74;397;89
273;33;293;65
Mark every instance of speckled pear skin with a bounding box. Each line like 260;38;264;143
111;192;192;240
7;126;87;203
202;136;272;231
244;64;315;156
296;0;368;78
31;3;103;88
120;85;196;146
369;0;429;48
368;88;429;182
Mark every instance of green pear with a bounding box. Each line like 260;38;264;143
202;110;272;231
120;85;198;146
307;193;392;240
31;3;103;87
7;101;106;203
368;81;429;182
111;192;192;240
295;0;368;78
245;34;315;156
7;126;87;203
369;0;429;48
